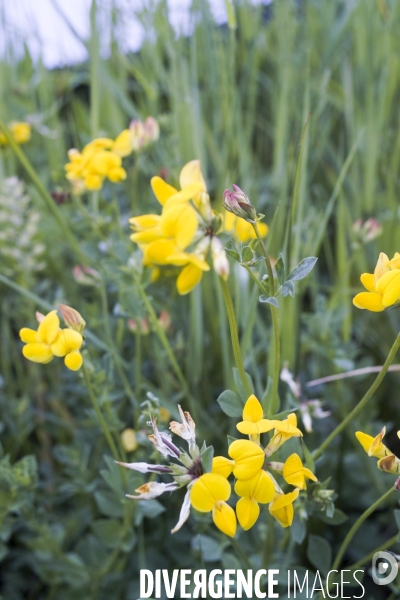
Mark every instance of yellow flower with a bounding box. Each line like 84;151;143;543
20;310;84;371
121;428;138;452
190;473;237;537
112;129;133;157
225;212;269;244
282;453;317;490
10;122;31;144
236;394;273;436
269;488;300;528
227;439;265;480
356;428;390;459
353;252;400;312
212;456;234;478
264;413;303;457
19;310;60;364
235;470;275;530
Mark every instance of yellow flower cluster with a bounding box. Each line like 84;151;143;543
19;306;85;371
353;252;400;312
65;117;159;194
129;160;229;295
356;428;400;474
0;122;31;146
190;395;317;536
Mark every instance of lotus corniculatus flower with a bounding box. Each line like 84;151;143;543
353;252;400;312
356;428;400;475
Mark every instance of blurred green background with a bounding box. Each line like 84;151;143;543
2;0;400;598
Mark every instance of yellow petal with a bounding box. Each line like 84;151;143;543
382;273;400;306
271;488;300;510
376;269;400;293
64;351;83;371
107;166;127;182
22;343;54;364
51;329;83;357
236;497;260;530
160;203;198;249
179;160;206;191
282;453;317;489
150;176;177;205
355;431;374;453
374;252;390;285
212;501;236;537
212;456;234;478
360;273;376;292
269;502;294;528
270;414;302;436
388;252;400;269
164;183;204;206
37;311;60;345
20;328;39;344
176;264;203;295
144;239;178;265
236;420;274;435
352;292;385;312
130;227;163;244
242;394;263;422
129;214;160;229
234;470;275;503
112;129;132;157
228;439;265;480
169;253;210;271
190;473;231;512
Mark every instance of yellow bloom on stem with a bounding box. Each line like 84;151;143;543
269;488;300;528
225;212;269;244
264;413;303;457
227;439;265;480
51;329;83;371
282;453;317;490
236;394;273;435
20;310;60;364
212;456;234;478
190;473;237;537
235;470;275;530
356;428;390;459
353;252;400;312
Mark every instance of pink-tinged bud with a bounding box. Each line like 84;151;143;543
211;236;230;280
378;454;400;475
59;304;86;334
352;218;382;245
395;477;400;491
129;120;146;151
72;265;100;286
158;310;171;332
128;317;150;335
36;311;46;324
143;116;160;144
222;184;257;223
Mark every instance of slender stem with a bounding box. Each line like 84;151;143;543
220;277;252;397
346;534;399;572
312;332;400;460
331;487;396;571
251;222;281;414
132;270;197;417
82;363;120;461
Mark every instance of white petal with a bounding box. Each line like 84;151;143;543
171;489;191;534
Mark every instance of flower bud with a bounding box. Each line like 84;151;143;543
59;304;86;334
222;185;257;223
211;236;230;280
143;116;160;144
121;428;138;452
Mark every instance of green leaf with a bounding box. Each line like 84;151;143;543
307;534;332;576
201;446;214;473
91;519;124;547
259;295;279;307
261;278;271;295
291;515;306;544
227;435;238;446
280;280;295;297
275;254;285;285
242;246;254;263
94;489;124;518
225;248;240;262
318;509;348;526
233;368;254;401
217;389;244;417
287;257;318;282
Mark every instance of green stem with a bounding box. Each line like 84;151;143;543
132;270;197;417
251;222;281;414
331;487;396;571
82;363;120;461
346;534;399;572
220;277;252;396
312;332;400;460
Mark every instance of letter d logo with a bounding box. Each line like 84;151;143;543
372;551;398;586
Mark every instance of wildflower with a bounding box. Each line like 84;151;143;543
147;416;181;459
0;122;31;146
190;473;237;537
235;470;275;530
356;428;400;475
353;252;400;312
20;309;84;371
264;413;303;457
121;428;139;452
212;456;234;478
227;439;265;480
128;317;150;335
130;116;159;150
127;481;178;500
236;394;273;436
59;304;86;334
269;488;300;528
352;218;382;246
223;184;257;223
282;453;318;489
225;211;269;244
